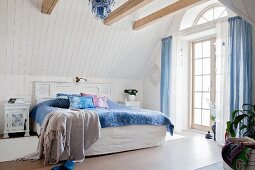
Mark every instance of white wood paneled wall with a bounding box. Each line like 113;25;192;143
0;0;175;80
0;74;144;134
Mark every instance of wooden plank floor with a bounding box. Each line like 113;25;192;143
0;131;223;170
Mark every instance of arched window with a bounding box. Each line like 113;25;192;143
194;5;228;26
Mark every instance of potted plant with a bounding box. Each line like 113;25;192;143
206;99;216;140
210;115;216;140
124;89;138;101
226;104;255;140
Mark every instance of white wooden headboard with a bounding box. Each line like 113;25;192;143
34;81;112;104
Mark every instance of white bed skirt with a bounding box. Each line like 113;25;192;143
33;122;167;156
85;125;166;156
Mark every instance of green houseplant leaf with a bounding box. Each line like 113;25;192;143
226;104;255;139
124;89;138;96
231;110;240;121
226;121;236;137
233;114;248;128
240;124;247;131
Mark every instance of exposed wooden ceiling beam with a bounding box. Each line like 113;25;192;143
104;0;153;26
133;0;206;30
41;0;59;15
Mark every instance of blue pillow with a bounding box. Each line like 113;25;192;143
50;98;70;108
69;96;95;109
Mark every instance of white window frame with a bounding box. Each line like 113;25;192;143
191;38;216;131
193;4;228;26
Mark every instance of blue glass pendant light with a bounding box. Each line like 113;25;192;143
89;0;115;20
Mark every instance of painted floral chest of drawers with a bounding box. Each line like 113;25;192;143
3;103;30;138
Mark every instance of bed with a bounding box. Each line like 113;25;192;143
31;82;174;156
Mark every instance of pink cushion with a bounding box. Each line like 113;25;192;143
80;93;109;109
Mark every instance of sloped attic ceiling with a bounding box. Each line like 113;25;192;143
218;0;255;24
0;0;177;80
0;0;253;80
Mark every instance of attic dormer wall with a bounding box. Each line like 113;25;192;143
143;13;184;111
143;0;255;112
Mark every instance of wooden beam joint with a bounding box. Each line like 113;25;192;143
41;0;59;15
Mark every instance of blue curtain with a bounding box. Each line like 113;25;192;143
160;36;172;117
229;16;253;118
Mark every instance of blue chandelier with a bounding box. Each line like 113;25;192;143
89;0;115;20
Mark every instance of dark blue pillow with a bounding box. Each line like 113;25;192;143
56;93;80;98
50;98;70;108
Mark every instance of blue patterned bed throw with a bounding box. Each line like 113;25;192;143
30;100;174;135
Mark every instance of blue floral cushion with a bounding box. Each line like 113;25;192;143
69;96;95;109
50;98;70;108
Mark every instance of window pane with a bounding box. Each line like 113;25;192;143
202;109;210;126
203;58;211;75
202;92;210;109
214;6;225;19
192;38;216;129
194;109;202;125
195;43;202;59
195;6;228;26
203;75;211;92
196;18;207;25
194;92;202;108
202;9;214;21
221;10;228;17
194;76;202;91
203;41;210;57
195;59;202;75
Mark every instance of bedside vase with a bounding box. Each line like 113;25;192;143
128;95;135;101
211;122;216;141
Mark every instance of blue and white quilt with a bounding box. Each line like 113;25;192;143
30;100;174;135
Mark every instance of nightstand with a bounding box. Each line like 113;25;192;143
124;100;141;109
3;103;30;138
